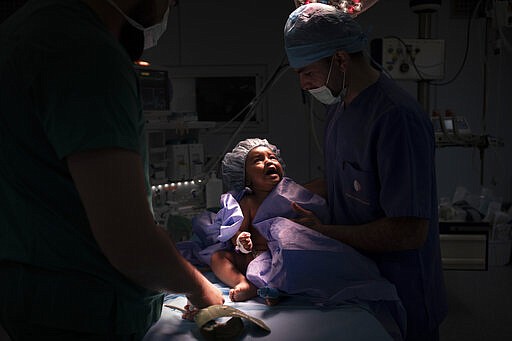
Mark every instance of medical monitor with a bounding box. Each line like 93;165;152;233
165;64;268;132
135;67;171;115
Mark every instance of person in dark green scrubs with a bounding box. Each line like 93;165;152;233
0;1;223;339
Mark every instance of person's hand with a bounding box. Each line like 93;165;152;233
181;303;200;321
186;279;224;312
291;202;324;231
237;231;253;253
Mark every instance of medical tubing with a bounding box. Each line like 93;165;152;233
366;50;393;80
203;100;255;136
204;59;290;176
204;102;257;176
431;0;482;86
203;58;290;136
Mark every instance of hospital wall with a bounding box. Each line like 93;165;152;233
143;0;512;204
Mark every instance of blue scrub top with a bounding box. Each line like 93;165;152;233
324;73;447;338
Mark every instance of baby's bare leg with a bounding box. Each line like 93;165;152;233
210;251;257;302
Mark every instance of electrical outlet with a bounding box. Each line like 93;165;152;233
371;38;445;80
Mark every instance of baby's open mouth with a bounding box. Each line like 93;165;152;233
265;168;279;175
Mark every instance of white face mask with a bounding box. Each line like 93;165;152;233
308;57;347;105
107;0;170;50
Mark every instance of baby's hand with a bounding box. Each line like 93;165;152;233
236;231;253;253
239;231;253;251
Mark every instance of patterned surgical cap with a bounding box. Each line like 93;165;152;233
221;138;285;191
284;3;367;68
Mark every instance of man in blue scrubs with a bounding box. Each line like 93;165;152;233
284;4;447;341
0;0;223;339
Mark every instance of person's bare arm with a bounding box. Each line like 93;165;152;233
67;148;223;308
302;178;327;199
292;203;428;252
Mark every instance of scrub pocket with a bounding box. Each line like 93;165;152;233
341;161;381;221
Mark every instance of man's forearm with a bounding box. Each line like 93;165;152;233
315;217;429;253
303;178;327;198
66;148;221;306
108;222;210;296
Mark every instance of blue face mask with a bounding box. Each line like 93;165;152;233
107;0;170;50
308;56;347;105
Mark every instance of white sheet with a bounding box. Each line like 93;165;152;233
143;276;395;341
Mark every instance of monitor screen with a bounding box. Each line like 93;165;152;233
166;65;267;132
195;76;256;122
136;68;171;112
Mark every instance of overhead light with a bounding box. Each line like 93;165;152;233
134;60;151;67
293;0;379;16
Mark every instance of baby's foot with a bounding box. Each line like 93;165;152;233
229;281;257;302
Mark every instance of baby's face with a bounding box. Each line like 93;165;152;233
245;146;284;192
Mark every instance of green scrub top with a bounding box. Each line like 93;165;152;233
0;0;163;334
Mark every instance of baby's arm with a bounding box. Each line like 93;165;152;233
231;198;253;253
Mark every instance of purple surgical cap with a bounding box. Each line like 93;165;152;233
221;138;285;192
284;3;367;68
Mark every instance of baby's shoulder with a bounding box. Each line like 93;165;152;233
239;195;254;210
239;195;260;217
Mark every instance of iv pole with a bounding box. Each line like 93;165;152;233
478;12;491;186
409;0;442;114
410;0;500;186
